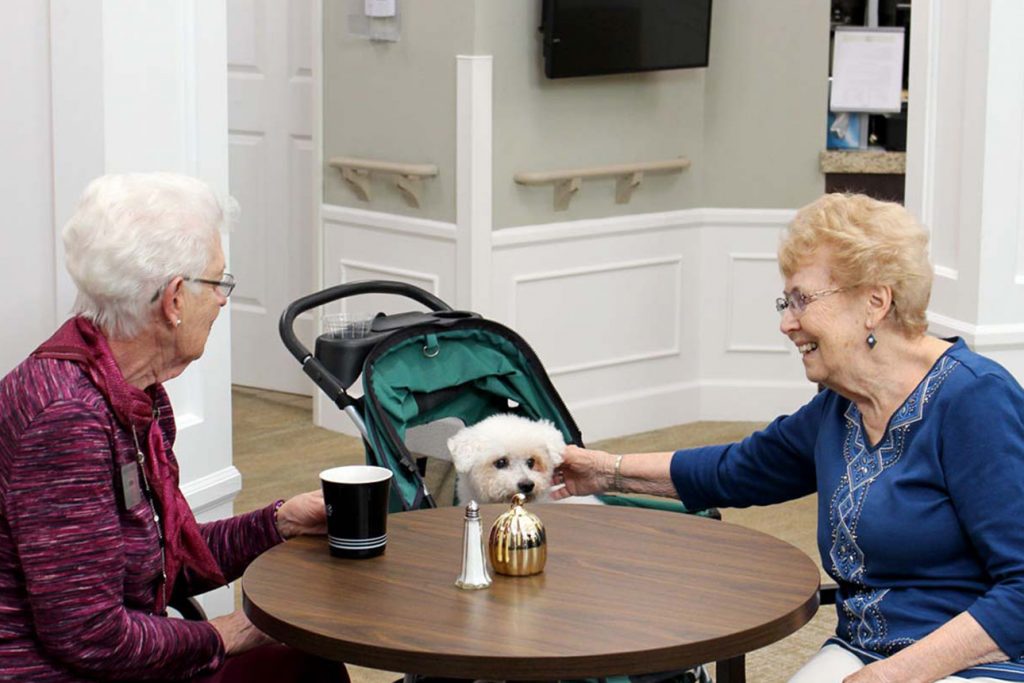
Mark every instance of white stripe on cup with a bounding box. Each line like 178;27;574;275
329;533;387;549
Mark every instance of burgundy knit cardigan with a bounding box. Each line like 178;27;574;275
0;353;283;681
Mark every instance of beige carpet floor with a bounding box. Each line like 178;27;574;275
232;386;836;683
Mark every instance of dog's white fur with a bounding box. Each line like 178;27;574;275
447;413;599;505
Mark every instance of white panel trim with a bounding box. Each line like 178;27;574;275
321;203;456;241
312;0;326;426
181;466;242;514
934;265;959;281
496;207;792;248
336;259;440;293
510;256;681;374
456;55;493;315
725;252;789;354
905;0;941;230
928;311;1024;349
699;207;797;227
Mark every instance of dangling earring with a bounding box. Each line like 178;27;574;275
866;332;877;349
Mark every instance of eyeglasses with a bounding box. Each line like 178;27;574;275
150;272;236;302
185;272;236;298
775;287;845;316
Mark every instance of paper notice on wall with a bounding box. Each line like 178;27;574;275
365;0;396;18
830;27;905;114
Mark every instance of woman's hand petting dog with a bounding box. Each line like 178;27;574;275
550;445;617;499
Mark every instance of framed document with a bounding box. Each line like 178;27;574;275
830;26;905;114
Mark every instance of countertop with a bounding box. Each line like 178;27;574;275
820;150;906;174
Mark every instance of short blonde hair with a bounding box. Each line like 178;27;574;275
779;193;932;336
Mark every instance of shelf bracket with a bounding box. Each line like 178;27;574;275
554;177;581;211
395;174;424;208
341;167;372;202
615;171;644;204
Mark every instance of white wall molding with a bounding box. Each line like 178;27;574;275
904;0;1024;382
321;203;456;241
337;259;440;294
456;55;494;316
181;466;243;514
496;207;794;248
928;312;1024;350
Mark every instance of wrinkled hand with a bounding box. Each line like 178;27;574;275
550;445;617;500
210;609;274;655
275;490;326;539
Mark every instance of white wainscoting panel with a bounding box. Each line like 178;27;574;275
314;207;820;441
725;253;790;354
511;257;681;376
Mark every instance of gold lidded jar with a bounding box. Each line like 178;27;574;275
487;493;546;576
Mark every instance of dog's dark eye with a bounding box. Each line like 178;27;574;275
494;457;509;469
526;457;536;470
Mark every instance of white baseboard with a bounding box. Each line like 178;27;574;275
698;380;819;422
567;381;701;443
566;379;817;443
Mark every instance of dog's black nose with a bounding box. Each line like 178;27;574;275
518;481;535;493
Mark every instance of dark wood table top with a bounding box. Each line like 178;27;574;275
242;503;820;680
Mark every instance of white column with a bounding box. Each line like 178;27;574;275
906;0;1024;379
456;55;493;316
49;0;237;615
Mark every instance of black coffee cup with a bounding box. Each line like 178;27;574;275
319;465;393;559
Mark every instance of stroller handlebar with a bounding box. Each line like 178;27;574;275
278;280;452;409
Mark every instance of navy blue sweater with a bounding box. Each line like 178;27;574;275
671;339;1024;680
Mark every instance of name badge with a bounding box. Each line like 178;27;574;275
118;462;144;510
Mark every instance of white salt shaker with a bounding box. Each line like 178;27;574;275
455;500;492;590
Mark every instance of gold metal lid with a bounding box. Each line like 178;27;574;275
487;493;546;576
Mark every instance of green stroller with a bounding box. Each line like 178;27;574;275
280;280;713;682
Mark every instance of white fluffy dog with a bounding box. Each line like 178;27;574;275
447;413;598;505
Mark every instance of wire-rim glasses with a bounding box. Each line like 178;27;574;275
150;273;236;302
775;287;845;317
185;272;236;298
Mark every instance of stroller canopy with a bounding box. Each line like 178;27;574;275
361;319;580;512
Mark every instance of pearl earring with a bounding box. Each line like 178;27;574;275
175;319;182;327
866;332;877;349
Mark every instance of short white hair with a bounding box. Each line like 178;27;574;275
63;173;225;339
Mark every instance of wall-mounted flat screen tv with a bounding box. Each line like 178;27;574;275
541;0;713;79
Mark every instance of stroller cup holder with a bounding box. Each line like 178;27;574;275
315;310;479;389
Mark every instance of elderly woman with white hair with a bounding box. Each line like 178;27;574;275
0;173;346;682
555;194;1024;682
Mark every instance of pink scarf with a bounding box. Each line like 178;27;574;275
33;317;225;612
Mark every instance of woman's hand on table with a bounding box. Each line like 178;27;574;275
210;609;275;655
275;490;326;539
550;445;617;499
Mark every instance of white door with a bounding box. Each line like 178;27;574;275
227;0;316;394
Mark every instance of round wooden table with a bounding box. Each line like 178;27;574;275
242;504;820;681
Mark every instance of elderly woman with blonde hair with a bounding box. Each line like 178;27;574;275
555;194;1024;682
0;173;346;682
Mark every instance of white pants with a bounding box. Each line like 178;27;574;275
788;644;1008;683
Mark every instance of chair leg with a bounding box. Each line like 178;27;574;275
715;654;745;683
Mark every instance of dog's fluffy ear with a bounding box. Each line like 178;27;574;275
447;429;490;474
539;420;566;467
